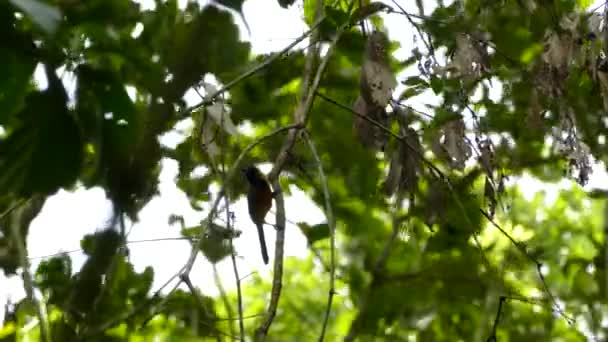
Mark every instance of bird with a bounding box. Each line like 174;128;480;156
242;165;273;264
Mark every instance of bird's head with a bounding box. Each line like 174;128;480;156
242;165;264;185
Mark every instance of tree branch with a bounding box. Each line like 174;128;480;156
213;264;237;339
480;209;575;325
302;131;336;342
486;296;506;342
256;2;354;340
345;198;406;341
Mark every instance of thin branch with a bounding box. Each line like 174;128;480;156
29;236;195;260
138;278;183;328
267;23;350;181
254;180;286;341
255;6;352;342
212;264;237;338
229;243;245;340
479;209;575;325
0;199;27;220
183;15;327;116
486;296;506;342
344;203;406;342
8;198;50;342
180;274;237;340
605;200;608;306
224;177;244;341
386;6;447;23
84;269;183;337
389;0;436;63
302;131;336;342
215;88;246;342
180;274;212;318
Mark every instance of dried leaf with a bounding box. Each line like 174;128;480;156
447;33;483;78
206;103;238;135
442;119;472;170
425;179;446;229
202;83;238;135
383;143;404;196
401;128;422;195
527;88;544;130
201;115;220;157
587;13;602;37
360;31;396;108
484;176;497;217
478;139;495;178
353;95;388;150
542;31;574;70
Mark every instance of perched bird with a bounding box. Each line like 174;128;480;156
242;165;273;264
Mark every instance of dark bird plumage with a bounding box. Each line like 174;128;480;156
242;165;273;264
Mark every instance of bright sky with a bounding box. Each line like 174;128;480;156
1;0;608;332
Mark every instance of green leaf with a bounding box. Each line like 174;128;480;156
402;76;428;87
298;222;330;244
0;84;83;196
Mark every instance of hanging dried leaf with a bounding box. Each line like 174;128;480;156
200;113;220;157
353;95;389;150
202;83;238;135
484;176;497;218
384;107;414;196
587;13;602;38
527;88;544;130
383;142;404;196
433;118;472;170
400;128;422;196
542;31;574;71
551;106;593;186
425;179;446;230
478;139;495;178
447;33;483;78
360;31;397;108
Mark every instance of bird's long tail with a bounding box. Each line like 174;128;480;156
256;223;269;264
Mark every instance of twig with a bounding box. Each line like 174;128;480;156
216;88;246;341
138;278;183;328
389;0;437;64
229;242;245;340
29;236;195;260
386;6;447;23
486;296;506;342
84;266;184;337
255;4;351;341
180;274;237;340
224;177;244;341
345;200;406;342
480;209;575;324
180;274;211;318
183;15;327;116
0;199;27;220
605;201;608;306
302;131;336;342
212;264;237;338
